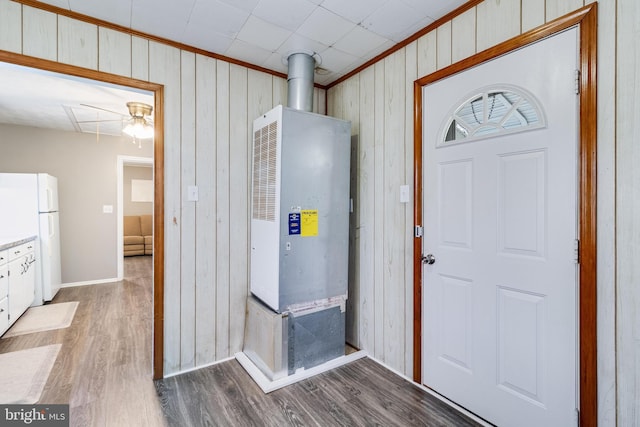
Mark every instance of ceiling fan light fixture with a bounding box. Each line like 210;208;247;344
123;116;154;139
126;101;153;118
123;102;154;139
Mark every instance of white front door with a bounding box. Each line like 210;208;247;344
422;28;579;427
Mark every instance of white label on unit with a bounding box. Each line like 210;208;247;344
187;185;199;202
103;205;113;214
400;185;410;203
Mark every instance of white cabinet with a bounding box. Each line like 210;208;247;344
7;241;35;327
0;249;8;334
0;238;36;336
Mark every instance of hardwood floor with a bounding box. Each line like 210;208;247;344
0;257;482;426
156;357;482;427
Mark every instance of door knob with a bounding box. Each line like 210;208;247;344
422;254;436;265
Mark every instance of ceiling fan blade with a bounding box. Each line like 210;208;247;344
76;119;125;123
80;103;126;116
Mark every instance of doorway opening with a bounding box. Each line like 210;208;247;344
118;156;154;280
0;50;165;379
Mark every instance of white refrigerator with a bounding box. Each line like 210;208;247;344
0;173;62;305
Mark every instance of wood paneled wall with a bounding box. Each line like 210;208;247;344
0;0;326;375
616;1;640;426
328;1;622;426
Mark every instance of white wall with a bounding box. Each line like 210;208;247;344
328;0;623;425
0;0;326;375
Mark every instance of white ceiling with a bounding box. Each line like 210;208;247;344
0;62;153;136
0;0;466;136
39;0;467;85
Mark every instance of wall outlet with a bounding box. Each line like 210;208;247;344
103;205;113;213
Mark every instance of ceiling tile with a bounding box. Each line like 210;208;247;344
40;0;70;10
224;39;273;65
276;33;328;58
237;15;292;51
314;71;339;86
320;0;386;24
317;47;358;74
252;0;316;31
187;0;249;39
333;25;389;57
263;52;289;74
182;24;234;54
402;0;468;18
361;0;428;42
131;0;195;42
361;39;395;62
296;7;355;46
69;0;132;28
218;0;259;13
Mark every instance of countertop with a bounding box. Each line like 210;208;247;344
0;235;37;251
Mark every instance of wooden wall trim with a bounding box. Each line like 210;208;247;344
412;80;423;383
0;49;166;379
152;86;165;380
578;5;598;427
412;4;598;426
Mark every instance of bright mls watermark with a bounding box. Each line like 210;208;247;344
0;405;68;426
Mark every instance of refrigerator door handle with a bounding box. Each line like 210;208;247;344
47;188;53;211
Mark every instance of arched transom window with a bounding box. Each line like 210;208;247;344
441;85;546;145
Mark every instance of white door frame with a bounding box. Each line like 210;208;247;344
412;5;597;425
117;155;153;280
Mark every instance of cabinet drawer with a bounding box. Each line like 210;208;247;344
0;265;7;298
0;297;8;336
8;241;35;261
0;249;7;266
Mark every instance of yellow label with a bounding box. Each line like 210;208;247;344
300;210;318;237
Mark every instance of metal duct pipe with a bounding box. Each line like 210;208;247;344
287;52;315;112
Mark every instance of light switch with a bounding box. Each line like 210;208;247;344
187;185;199;202
103;205;113;213
400;185;410;203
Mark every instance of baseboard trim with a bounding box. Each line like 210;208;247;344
61;277;119;288
163;356;237;378
236;350;368;394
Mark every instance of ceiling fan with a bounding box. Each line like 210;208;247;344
76;101;154;142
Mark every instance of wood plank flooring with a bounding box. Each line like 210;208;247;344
0;257;483;426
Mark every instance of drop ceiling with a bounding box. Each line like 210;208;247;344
38;0;468;85
0;0;467;136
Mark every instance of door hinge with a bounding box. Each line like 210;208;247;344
415;225;423;238
575;69;581;95
575;408;580;427
574;239;580;264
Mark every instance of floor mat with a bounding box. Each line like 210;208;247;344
0;344;61;403
2;301;79;338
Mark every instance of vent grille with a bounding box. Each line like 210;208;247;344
252;120;278;221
